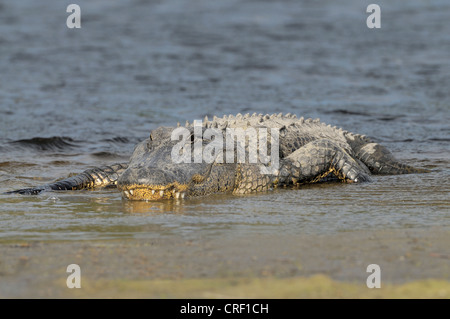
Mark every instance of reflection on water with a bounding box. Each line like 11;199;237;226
0;169;448;242
0;0;449;242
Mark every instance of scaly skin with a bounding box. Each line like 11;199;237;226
6;113;429;200
6;163;128;195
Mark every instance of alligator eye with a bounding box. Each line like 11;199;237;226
148;136;154;147
279;126;287;137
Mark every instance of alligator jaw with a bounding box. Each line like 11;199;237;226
118;182;189;201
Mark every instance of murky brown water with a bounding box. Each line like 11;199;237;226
0;0;449;243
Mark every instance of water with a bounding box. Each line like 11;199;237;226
0;0;449;243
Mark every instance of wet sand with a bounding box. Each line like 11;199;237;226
1;227;448;298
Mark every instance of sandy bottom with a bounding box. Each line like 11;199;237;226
0;227;449;298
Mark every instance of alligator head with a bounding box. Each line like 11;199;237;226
117;126;233;201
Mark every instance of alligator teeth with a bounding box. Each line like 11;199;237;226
124;190;130;197
151;190;155;195
175;192;180;199
159;190;164;197
181;193;185;199
129;190;134;195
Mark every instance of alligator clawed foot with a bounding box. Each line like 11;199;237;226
4;187;47;195
346;172;373;183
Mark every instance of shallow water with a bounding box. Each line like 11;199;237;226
0;0;449;243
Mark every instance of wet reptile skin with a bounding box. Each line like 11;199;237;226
7;113;429;201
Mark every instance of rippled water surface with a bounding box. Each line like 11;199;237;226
0;0;449;242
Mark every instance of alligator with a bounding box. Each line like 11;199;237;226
7;113;429;200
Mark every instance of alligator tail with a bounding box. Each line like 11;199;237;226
5;163;128;195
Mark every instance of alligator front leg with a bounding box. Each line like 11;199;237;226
5;163;128;195
232;164;275;194
280;139;372;185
